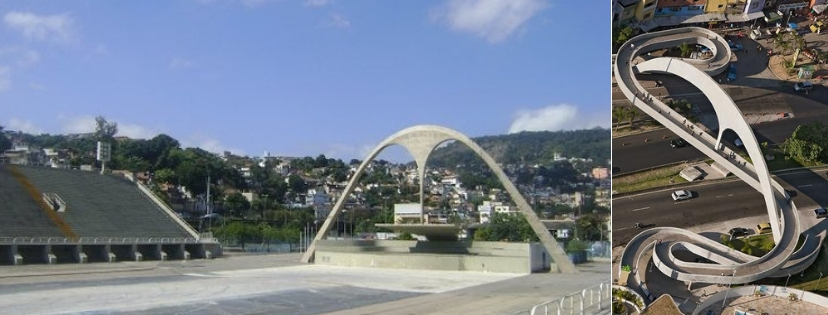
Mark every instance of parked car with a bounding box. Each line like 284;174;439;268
734;138;744;147
728;227;749;237
815;208;828;218
794;82;814;92
670;139;688;148
671;190;693;201
728;41;744;51
727;63;737;81
756;222;772;234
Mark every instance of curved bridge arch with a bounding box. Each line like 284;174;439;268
300;125;578;274
614;27;818;292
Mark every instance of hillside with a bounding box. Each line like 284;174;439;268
427;128;611;168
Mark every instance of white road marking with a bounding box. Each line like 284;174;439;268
632;207;651;212
797;184;813;188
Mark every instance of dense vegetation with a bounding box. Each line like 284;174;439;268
427;128;610;168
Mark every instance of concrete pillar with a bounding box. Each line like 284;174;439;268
51;245;85;263
0;245;22;265
44;245;57;264
138;244;163;261
111;244;141;262
185;244;206;259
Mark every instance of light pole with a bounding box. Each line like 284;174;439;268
722;268;737;309
785;273;791;288
816;272;824;292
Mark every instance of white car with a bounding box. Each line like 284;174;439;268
671;190;692;201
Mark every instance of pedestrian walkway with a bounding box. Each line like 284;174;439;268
698;293;826;315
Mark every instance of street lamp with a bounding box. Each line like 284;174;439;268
722;268;737;309
785;273;791;288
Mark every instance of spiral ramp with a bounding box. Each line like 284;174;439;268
613;27;821;296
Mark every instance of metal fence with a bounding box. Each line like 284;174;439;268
529;283;612;315
0;237;206;245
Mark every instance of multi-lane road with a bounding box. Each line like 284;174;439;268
613;83;828;174
612;169;828;247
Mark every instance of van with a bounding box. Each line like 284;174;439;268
756;222;772;234
794;82;814;92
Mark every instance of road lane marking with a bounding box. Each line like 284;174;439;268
797;184;813;188
632;207;651;212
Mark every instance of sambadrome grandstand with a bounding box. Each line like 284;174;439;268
0;164;221;265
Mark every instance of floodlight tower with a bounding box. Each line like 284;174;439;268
96;141;111;174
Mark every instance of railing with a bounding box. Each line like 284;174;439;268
529;283;611;315
0;237;204;245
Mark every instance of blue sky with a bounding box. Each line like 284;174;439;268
1;0;609;162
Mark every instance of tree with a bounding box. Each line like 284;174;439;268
612;106;629;131
576;214;604;241
627;106;639;129
0;125;11;152
782;121;828;163
224;192;251;218
613;26;635;45
473;213;538;242
95;116;118;141
678;42;692;58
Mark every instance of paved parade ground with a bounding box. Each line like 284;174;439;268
0;253;610;315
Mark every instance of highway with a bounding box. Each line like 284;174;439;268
613;84;828;174
612;169;828;247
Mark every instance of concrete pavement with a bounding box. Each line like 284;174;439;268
0;253;610;315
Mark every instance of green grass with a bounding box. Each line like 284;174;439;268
737;146;821;172
612;165;687;194
757;242;828;290
726;233;776;257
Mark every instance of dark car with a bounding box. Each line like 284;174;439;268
670;139;688;148
815;208;827;218
729;227;749;237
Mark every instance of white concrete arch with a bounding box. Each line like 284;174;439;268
300;125;578;274
613;27;818;289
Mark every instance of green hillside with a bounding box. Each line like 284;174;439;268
427;128;611;168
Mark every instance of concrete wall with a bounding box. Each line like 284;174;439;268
315;240;548;274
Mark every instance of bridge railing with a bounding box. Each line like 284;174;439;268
529;283;611;315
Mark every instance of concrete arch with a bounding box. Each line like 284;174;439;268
613;27;815;288
300;125;577;274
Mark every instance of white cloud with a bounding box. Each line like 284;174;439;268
325;143;377;161
304;0;331;7
507;104;609;133
182;133;245;156
62;116;97;134
60;116;161;139
324;13;351;29
5;118;44;134
0;66;10;92
169;58;198;70
3;11;77;44
117;123;160;140
432;0;547;43
93;43;108;55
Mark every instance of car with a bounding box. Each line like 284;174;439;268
815;208;828;218
734;138;743;147
756;222;772;234
727;63;737;81
671;190;692;201
670;139;688;148
794;82;814;92
728;41;744;51
728;227;749;237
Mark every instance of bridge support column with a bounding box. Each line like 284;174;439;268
688;281;693;290
0;245;22;265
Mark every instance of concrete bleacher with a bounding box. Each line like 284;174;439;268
0;165;65;237
15;166;192;239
